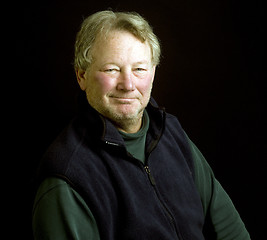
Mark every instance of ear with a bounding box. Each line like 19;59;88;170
151;65;156;81
75;68;87;91
152;65;156;74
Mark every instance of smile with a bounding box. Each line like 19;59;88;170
110;97;137;103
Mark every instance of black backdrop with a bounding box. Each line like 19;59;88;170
11;0;265;238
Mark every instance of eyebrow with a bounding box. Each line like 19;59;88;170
134;61;149;65
101;61;150;67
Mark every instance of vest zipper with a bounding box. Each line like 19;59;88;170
145;165;174;222
144;166;156;186
144;165;183;240
104;141;182;239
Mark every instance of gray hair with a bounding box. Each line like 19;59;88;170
74;10;161;71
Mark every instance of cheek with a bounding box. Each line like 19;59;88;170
137;73;154;95
89;72;115;94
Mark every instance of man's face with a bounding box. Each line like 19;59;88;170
76;30;156;132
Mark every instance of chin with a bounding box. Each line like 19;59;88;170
106;106;143;121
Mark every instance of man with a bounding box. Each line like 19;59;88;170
32;10;250;239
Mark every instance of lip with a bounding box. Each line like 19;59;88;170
110;97;137;103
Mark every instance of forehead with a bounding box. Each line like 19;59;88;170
91;30;152;64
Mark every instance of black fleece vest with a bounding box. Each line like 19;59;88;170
37;95;205;240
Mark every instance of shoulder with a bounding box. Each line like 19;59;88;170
45;118;88;156
164;112;191;153
36;118;93;183
165;112;183;128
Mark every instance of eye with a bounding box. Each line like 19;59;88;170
104;69;117;73
135;68;146;72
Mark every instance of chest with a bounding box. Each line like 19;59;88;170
68;132;205;240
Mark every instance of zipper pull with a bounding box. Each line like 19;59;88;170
144;166;156;186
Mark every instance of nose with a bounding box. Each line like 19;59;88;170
117;71;136;91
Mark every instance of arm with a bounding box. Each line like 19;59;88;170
32;177;100;240
188;138;250;240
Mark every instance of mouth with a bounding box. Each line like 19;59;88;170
110;96;137;103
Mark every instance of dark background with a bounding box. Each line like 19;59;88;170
10;0;265;238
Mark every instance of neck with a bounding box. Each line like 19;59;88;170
114;117;142;134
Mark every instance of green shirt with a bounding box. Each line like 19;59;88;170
119;110;149;163
32;114;250;239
